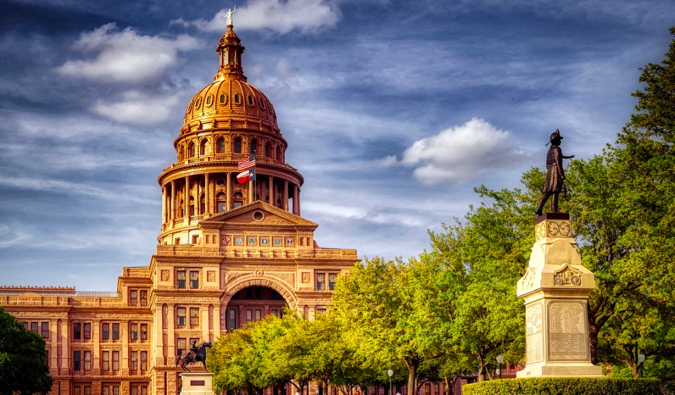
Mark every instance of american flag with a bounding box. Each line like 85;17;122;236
237;155;256;170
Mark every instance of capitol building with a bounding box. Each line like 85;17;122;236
0;21;359;395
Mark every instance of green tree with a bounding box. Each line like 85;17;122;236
332;257;452;395
0;306;53;395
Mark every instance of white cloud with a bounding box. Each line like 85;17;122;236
57;23;199;84
172;0;341;35
386;118;528;185
91;90;181;126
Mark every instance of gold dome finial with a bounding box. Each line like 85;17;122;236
215;12;246;82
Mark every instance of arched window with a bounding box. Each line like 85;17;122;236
234;137;242;154
250;139;257;155
233;192;244;208
178;198;184;217
216;137;225;154
178;146;184;161
199;194;205;214
189;196;195;216
188;142;196;158
264;142;270;158
216;193;227;213
200;139;208;156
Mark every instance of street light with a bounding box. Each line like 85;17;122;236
638;354;646;378
388;369;394;395
496;355;504;379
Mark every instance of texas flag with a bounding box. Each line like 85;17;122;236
237;168;255;183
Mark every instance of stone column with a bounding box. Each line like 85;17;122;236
184;176;190;220
201;306;209;342
154;305;164;365
92;319;100;375
60;319;69;375
161;187;167;223
293;185;300;215
297;187;300;216
516;213;603;378
171;180;176;220
268;176;274;205
49;320;58;376
121;319;129;375
213;305;221;339
226;173;232;211
167;304;176;365
205;173;210;216
283;180;289;211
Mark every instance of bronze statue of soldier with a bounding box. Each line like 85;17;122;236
535;130;574;216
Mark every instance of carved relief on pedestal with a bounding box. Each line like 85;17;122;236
301;272;310;283
535;220;572;241
161;270;170;282
548;301;588;361
526;302;544;364
207;271;216;282
521;269;536;292
553;264;582;286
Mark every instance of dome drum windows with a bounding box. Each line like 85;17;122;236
188;142;196;158
233;137;242;154
216;137;225;154
234;94;241;105
250;139;258;155
247;96;254;106
205;95;214;107
219;94;227;104
195;97;202;109
259;98;265;109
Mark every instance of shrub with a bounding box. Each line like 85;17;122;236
462;377;661;395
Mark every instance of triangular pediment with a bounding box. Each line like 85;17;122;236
200;201;318;229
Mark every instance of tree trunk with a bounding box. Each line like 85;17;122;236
407;362;418;395
588;310;599;364
476;355;485;382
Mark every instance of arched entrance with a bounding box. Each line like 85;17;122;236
223;286;288;330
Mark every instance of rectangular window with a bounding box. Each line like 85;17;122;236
141;324;148;340
31;322;39;333
130;290;138;306
177;338;186;356
112;323;120;340
44;350;49;365
112;351;119;371
316;273;325;291
271;309;278;317
22;321;28;329
177;307;186;326
84;351;91;371
73;323;81;339
229;309;237;330
74;387;81;395
140;290;148;307
113;386;119;395
102;351;110;371
103;386;110;395
130;323;138;340
73;351;81;371
177;270;186;288
130;351;138;371
102;323;110;340
84;386;91;395
255;309;261;321
190;307;199;327
131;386;139;395
84;323;91;340
328;273;338;290
141;351;148;371
41;322;49;338
141;387;147;395
246;309;252;323
190;271;199;289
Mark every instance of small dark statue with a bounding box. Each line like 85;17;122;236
177;340;212;372
535;130;574;216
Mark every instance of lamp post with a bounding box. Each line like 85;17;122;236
388;369;393;395
496;355;504;380
638;354;645;378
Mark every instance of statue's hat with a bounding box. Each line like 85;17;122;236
550;129;563;142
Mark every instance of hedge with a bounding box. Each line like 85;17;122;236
462;377;661;395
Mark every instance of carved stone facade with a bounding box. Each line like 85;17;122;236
0;24;359;395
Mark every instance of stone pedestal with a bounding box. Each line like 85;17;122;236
180;372;215;395
516;213;603;378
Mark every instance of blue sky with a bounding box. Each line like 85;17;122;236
1;0;673;291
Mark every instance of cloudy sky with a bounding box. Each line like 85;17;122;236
1;0;673;291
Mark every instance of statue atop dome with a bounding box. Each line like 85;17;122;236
226;5;237;26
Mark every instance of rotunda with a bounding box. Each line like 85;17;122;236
158;23;304;246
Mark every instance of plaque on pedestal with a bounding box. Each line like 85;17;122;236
516;213;603;378
180;372;215;395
